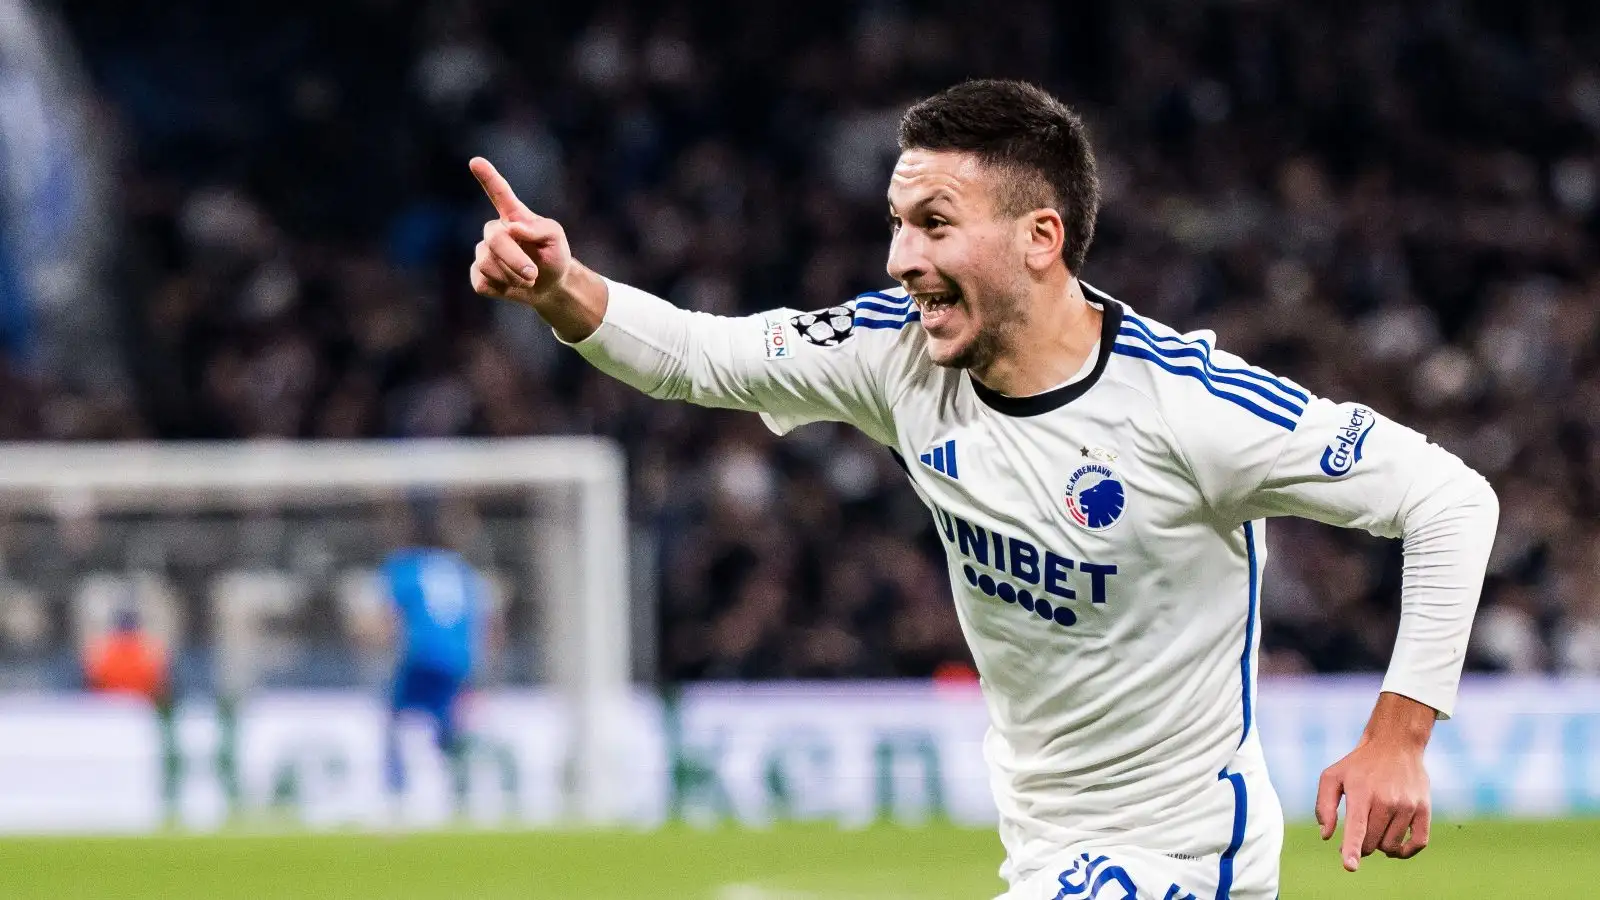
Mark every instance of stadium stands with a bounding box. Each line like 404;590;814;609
6;0;1597;683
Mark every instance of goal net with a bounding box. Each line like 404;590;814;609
0;438;634;827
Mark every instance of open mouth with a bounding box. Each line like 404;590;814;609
913;290;962;329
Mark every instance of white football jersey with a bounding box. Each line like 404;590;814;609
569;278;1496;897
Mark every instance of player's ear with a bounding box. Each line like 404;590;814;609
1021;208;1065;274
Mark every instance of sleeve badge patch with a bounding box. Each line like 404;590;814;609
762;315;793;359
790;306;855;347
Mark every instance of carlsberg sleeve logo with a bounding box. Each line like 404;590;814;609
1319;405;1376;477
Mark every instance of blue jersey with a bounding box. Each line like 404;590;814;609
381;548;484;676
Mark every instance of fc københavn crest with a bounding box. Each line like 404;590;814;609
1064;463;1127;531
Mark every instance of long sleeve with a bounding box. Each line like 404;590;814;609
1376;464;1498;715
1215;399;1499;719
563;278;911;445
1124;305;1502;719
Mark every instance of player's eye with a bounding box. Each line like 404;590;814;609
886;214;901;233
926;217;950;231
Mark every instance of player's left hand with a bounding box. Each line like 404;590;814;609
1315;691;1436;872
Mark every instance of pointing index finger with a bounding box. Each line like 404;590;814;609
470;157;535;223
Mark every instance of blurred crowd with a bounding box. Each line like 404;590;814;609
10;0;1598;681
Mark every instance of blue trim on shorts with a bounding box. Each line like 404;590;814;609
1216;769;1249;900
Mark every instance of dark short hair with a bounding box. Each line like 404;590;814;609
898;79;1100;274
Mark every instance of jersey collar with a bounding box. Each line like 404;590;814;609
967;292;1123;417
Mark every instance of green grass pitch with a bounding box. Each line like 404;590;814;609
2;820;1596;898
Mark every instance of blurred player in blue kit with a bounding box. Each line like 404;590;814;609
376;501;496;818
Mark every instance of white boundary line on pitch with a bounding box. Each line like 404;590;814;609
712;884;928;900
713;886;812;900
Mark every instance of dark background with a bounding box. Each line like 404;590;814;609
3;0;1595;683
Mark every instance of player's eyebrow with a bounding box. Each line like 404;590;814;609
888;191;958;217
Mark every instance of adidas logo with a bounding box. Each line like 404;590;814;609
918;439;959;479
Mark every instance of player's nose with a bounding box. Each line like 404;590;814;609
886;226;927;285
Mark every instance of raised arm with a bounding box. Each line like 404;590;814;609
467;157;906;444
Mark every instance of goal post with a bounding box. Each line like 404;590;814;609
0;437;633;823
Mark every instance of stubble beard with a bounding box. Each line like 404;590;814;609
942;327;1001;372
938;286;1029;374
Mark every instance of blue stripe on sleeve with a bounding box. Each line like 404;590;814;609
1110;343;1300;430
856;291;912;308
1117;328;1305;416
853;313;921;329
1121;314;1309;403
854;299;915;316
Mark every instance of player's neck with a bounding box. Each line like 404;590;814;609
970;277;1102;398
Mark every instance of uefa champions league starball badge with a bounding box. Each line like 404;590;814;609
1064;455;1127;532
790;306;855;347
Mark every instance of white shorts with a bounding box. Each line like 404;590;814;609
995;772;1282;900
996;837;1279;900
